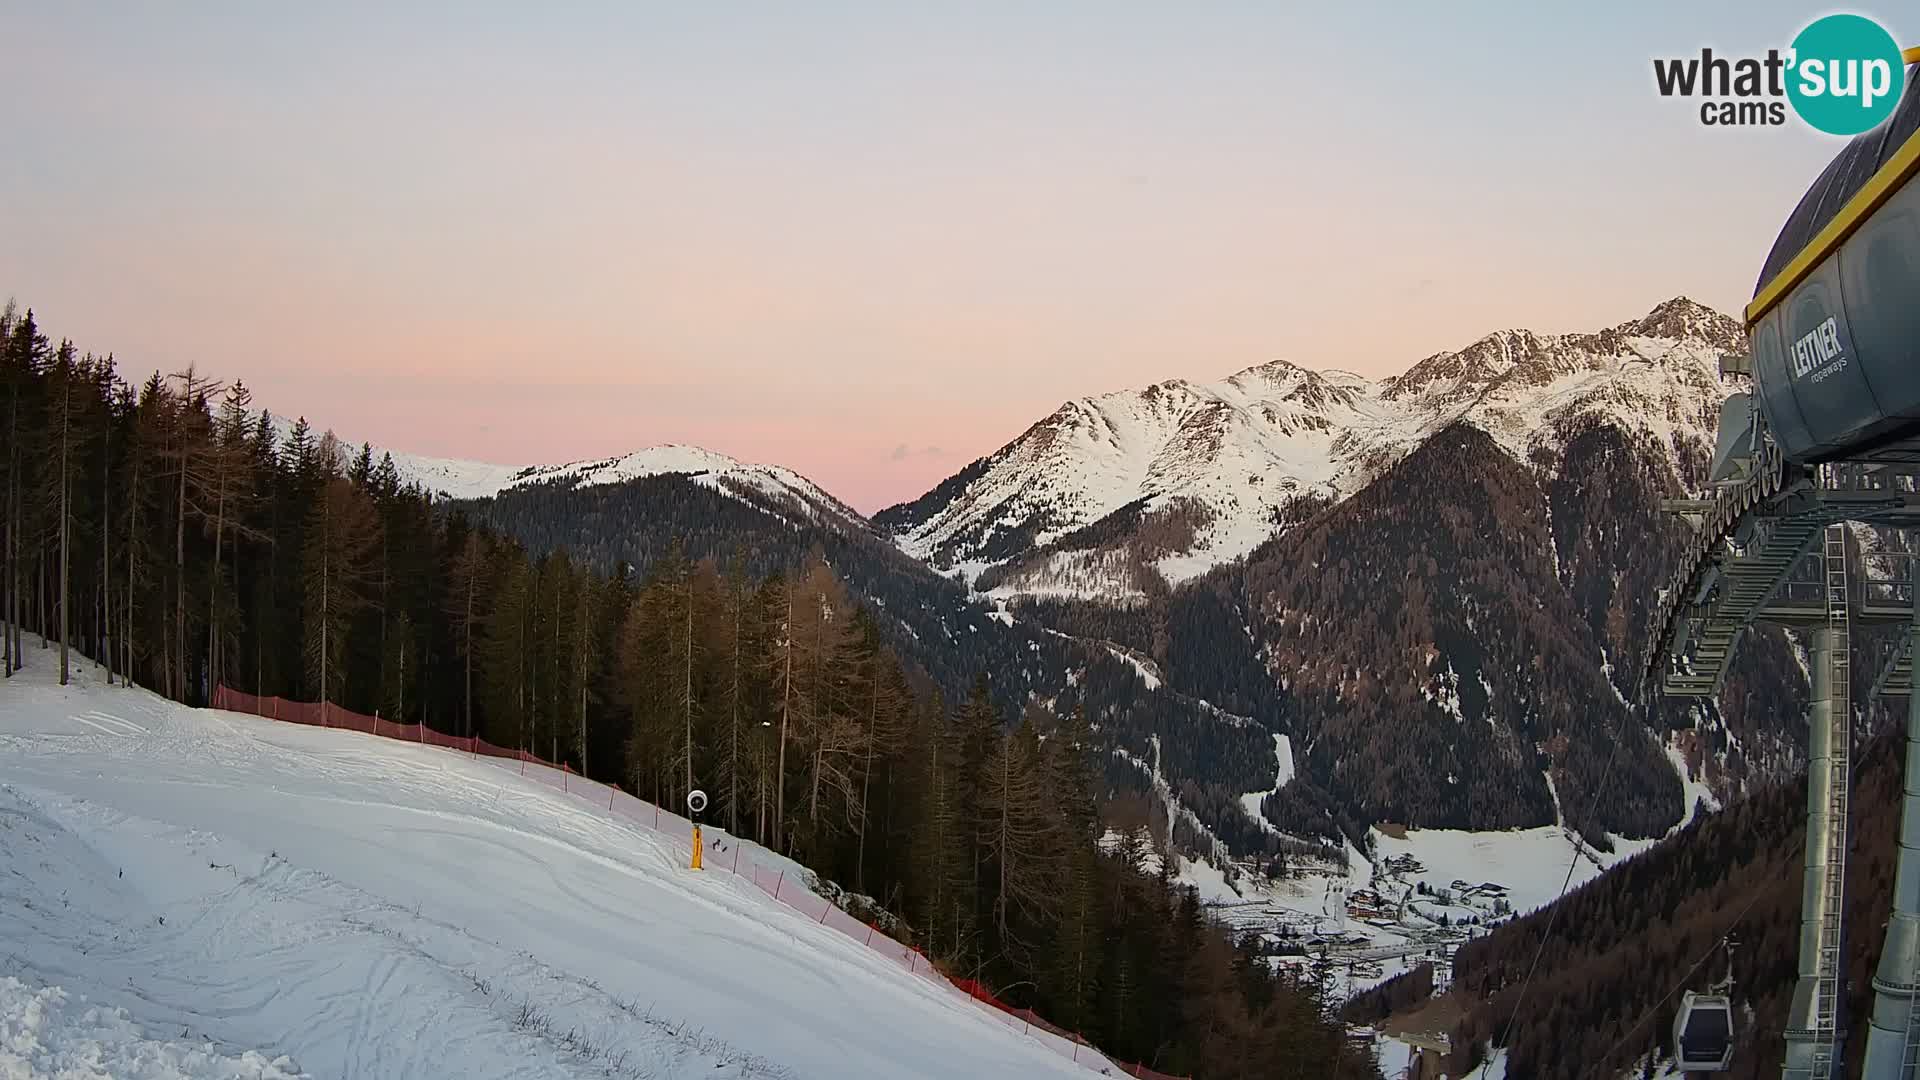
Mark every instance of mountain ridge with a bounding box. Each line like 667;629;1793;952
264;412;865;535
268;295;1791;854
879;296;1740;603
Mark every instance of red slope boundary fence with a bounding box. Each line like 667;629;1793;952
209;686;1186;1080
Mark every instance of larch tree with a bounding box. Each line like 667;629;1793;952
40;340;91;684
981;716;1063;951
853;634;910;894
788;557;857;849
718;551;752;835
769;570;797;849
205;380;265;693
446;530;487;738
480;547;532;749
4;308;52;676
301;436;382;722
573;569;594;774
160;366;223;701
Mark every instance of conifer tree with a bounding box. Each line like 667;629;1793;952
481;547;532;748
41;341;89;684
447;531;487;738
981;715;1062;953
302;437;382;720
205;381;264;692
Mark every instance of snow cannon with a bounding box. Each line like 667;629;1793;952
687;789;708;871
1746;49;1920;465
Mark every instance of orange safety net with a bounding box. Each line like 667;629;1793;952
207;686;1185;1079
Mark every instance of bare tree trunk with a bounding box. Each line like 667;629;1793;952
683;573;694;801
174;434;186;699
998;748;1011;940
3;375;13;679
776;587;793;849
857;670;878;894
319;538;329;721
525;569;536;754
378;529;388;714
125;455;139;689
207;471;225;694
3;486;11;678
57;380;70;685
577;582;590;776
100;419;110;678
553;585;561;764
730;579;741;836
458;572;470;737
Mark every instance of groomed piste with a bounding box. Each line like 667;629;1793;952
0;657;1131;1080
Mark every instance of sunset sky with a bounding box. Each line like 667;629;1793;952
3;3;1898;511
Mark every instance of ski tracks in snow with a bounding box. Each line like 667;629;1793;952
0;669;1099;1080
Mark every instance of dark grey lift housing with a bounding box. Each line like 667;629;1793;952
1749;64;1920;464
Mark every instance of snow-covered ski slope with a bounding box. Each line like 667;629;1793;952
0;662;1114;1079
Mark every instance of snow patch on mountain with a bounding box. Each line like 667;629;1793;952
1238;734;1295;835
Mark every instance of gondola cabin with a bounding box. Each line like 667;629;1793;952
1672;990;1735;1072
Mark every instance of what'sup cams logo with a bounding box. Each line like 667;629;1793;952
1654;13;1908;134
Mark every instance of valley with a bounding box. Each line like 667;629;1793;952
1;293;1820;1079
303;296;1796;873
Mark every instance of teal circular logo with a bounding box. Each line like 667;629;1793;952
1786;14;1906;135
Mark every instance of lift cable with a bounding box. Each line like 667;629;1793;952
1491;723;1629;1067
1577;893;1766;1080
1576;698;1878;1080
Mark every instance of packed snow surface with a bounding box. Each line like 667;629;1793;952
0;662;1103;1080
0;976;306;1079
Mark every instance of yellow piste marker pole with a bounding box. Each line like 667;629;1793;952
691;824;703;870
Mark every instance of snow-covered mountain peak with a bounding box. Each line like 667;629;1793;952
264;414;862;530
880;298;1743;601
1626;295;1744;348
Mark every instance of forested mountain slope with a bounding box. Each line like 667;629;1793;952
455;467;1308;858
0;304;1375;1079
1441;726;1906;1079
61;292;1816;860
1146;418;1810;846
434;299;1811;851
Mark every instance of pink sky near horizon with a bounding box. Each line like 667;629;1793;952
2;3;1871;512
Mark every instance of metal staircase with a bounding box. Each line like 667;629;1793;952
1655;457;1920;699
1876;631;1916;700
1661;510;1831;696
1811;524;1853;1080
